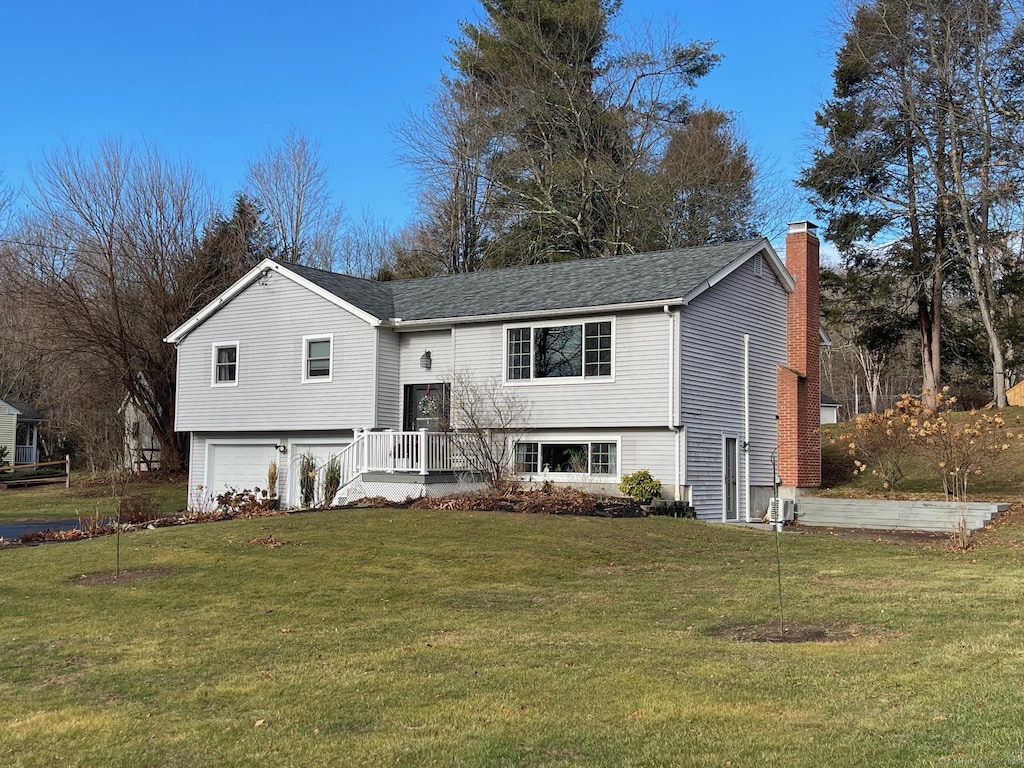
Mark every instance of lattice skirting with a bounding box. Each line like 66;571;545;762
345;475;486;504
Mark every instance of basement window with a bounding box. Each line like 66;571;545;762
514;441;618;477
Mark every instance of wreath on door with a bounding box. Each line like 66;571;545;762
418;384;440;418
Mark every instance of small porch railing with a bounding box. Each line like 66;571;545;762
355;428;469;475
294;430;472;508
14;445;37;466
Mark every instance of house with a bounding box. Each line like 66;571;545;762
165;222;821;521
1003;380;1024;407
121;393;162;472
0;398;43;468
820;393;842;424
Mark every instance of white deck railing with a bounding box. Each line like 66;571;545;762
356;429;467;475
300;429;469;502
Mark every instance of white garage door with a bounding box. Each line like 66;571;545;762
208;443;279;495
289;442;351;506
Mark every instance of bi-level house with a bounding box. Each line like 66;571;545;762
165;222;822;521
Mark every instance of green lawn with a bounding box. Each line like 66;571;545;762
0;475;188;524
3;508;1024;767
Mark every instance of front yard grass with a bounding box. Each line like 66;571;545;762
3;507;1024;766
0;474;187;524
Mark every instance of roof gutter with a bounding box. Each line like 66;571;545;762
389;298;687;330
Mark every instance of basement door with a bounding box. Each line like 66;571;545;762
724;437;739;521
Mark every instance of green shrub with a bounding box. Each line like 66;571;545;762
619;469;662;504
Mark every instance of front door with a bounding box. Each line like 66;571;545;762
724;437;739;521
403;384;450;432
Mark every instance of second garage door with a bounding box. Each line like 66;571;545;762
207;443;279;495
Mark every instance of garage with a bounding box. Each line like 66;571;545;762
288;441;352;506
207;443;280;495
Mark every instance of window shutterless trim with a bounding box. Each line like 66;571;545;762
513;438;620;479
211;342;239;387
503;318;615;384
301;334;334;383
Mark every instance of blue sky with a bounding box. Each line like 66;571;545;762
1;0;839;244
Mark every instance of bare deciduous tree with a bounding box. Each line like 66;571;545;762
2;139;216;471
448;371;532;488
245;128;344;269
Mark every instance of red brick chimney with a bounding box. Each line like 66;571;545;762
778;221;821;488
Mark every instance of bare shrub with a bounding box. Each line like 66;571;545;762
448;372;531;489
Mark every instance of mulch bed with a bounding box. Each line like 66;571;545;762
350;486;645;517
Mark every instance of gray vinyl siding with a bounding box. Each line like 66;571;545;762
450;310;669;429
376;329;401;429
188;433;205;501
174;275;378;432
679;257;789;520
399;329;454;382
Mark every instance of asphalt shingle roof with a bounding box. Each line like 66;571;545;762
3;399;43;421
284;262;395;320
285;238;766;324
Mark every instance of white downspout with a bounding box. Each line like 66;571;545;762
665;305;682;501
743;334;751;522
372;330;380;428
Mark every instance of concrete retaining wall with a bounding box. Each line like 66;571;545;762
796;496;1010;533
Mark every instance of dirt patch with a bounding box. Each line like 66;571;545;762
73;567;176;586
793;524;949;545
247;535;288;547
712;622;859;643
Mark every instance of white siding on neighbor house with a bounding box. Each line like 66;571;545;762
376;329;401;430
451;310;670;429
680;256;789;521
174;273;379;432
0;410;15;465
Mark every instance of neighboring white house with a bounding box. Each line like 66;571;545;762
121;394;162;471
820;394;842;425
165;223;822;521
0;398;43;467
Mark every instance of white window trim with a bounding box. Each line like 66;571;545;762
513;436;621;482
502;318;616;385
211;341;239;388
302;334;334;384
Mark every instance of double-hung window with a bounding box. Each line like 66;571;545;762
303;335;333;382
506;320;613;381
212;343;238;386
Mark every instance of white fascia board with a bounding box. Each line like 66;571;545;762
164;260;382;344
390;298;686;330
0;398;15;415
820;323;834;347
680;240;795;305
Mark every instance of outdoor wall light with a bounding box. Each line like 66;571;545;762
420;351;432;370
276;444;287;454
